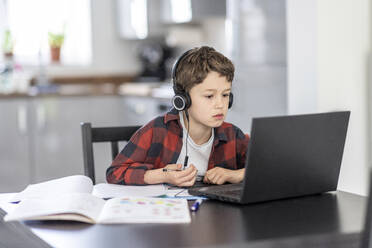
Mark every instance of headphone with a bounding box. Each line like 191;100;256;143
171;49;234;111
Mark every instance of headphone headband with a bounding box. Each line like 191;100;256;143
171;49;193;111
171;49;193;89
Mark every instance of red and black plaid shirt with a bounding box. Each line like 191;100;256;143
106;108;250;185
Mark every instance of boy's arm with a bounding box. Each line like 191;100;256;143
106;120;198;186
204;130;250;185
106;124;154;185
204;167;244;184
144;164;197;186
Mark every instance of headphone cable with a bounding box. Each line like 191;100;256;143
183;110;190;170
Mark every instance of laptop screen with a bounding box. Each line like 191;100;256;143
240;111;350;204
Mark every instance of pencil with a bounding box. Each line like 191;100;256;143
162;168;182;172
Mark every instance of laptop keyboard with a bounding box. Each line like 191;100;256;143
221;189;241;196
196;183;243;193
189;183;243;203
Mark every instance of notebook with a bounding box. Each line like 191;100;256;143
4;195;191;224
189;111;350;204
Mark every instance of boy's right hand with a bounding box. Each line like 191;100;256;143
163;163;197;187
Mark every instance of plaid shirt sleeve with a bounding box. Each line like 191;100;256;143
106;120;155;185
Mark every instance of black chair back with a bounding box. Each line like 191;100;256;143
81;122;141;184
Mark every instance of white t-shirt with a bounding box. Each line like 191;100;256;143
176;112;214;180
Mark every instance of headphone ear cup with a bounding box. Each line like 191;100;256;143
172;94;187;111
228;93;234;109
172;92;192;111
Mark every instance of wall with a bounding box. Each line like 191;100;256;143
287;0;371;195
225;0;288;133
286;0;317;114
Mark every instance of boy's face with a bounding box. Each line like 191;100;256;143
187;71;232;129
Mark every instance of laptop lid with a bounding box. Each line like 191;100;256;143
239;111;350;204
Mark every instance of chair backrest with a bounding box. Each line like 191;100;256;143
81;122;141;184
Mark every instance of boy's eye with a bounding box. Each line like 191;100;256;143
223;94;229;97
205;95;213;99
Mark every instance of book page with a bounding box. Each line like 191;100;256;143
10;175;93;202
92;183;167;199
4;193;105;223
97;197;191;224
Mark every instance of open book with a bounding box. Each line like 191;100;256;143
10;175;199;204
4;175;194;224
4;193;191;224
9;175;169;203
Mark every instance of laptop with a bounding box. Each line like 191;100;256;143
189;111;350;204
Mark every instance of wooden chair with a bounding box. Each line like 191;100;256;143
81;122;141;184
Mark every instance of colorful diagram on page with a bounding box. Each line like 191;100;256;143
98;197;190;223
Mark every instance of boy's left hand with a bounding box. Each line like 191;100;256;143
203;168;244;185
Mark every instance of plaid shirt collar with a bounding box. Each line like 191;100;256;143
164;108;228;145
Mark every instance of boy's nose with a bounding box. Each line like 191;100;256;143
215;96;224;108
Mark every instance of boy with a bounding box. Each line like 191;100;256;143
106;46;249;186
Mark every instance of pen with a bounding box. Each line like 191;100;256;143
190;199;203;212
162;168;182;172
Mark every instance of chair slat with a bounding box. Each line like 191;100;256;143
91;126;140;142
111;141;119;160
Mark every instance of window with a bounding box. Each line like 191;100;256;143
2;0;92;65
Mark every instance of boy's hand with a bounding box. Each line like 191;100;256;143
203;168;244;185
164;163;197;187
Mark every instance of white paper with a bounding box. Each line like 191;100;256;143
165;187;206;200
0;193;17;213
9;175;93;202
4;193;105;223
166;188;193;198
92;183;167;198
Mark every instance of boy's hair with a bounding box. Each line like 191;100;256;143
174;46;234;93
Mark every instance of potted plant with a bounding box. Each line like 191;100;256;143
48;31;64;63
2;29;14;59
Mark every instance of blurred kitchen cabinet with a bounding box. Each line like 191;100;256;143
116;0;226;39
0;95;172;189
119;96;172;125
0;99;32;192
30;96;126;183
116;0;165;39
161;0;226;23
